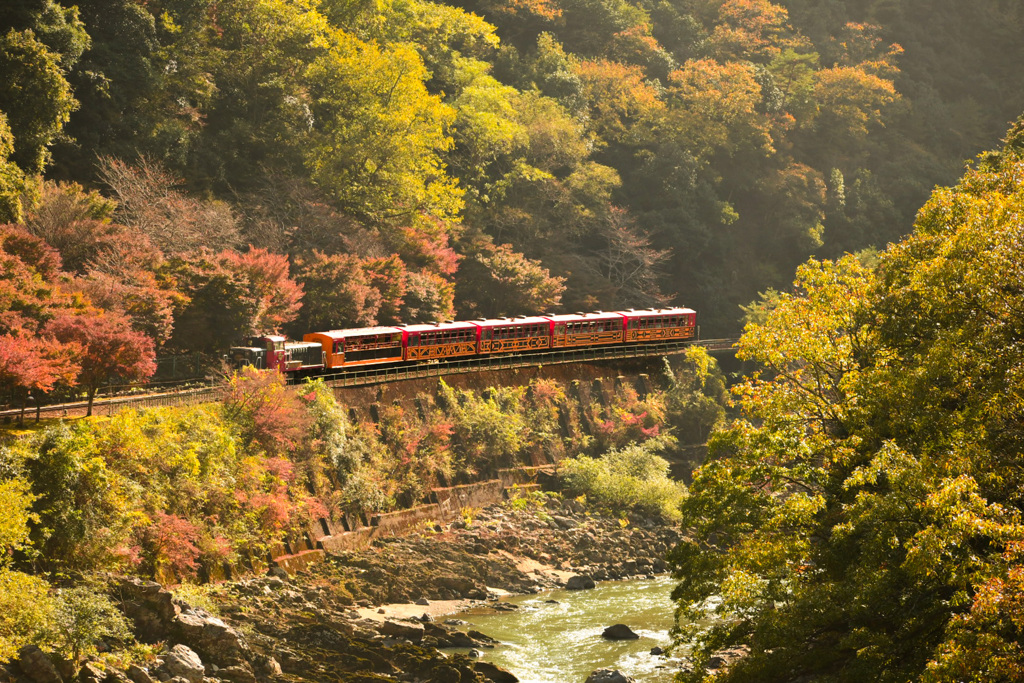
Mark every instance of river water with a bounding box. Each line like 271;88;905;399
455;575;682;683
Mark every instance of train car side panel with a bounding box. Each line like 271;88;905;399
546;313;627;348
403;322;479;361
477;317;552;354
623;308;697;343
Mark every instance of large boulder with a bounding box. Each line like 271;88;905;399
77;663;105;683
173;611;250;666
125;665;155;683
565;575;596;590
16;646;62;683
377;619;425;643
601;624;640;640
443;631;477;648
584;670;635;683
472;661;519;683
163;645;204;683
117;578;179;642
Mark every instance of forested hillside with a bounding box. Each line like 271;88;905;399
670;118;1024;682
2;0;1022;377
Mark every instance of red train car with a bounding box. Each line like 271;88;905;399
545;312;627;348
476;316;552;354
402;321;478;362
622;307;697;343
304;327;405;370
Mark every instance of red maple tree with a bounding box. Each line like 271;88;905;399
45;310;157;416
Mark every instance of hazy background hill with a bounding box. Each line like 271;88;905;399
2;0;1022;347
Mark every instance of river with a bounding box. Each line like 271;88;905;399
455;575;682;682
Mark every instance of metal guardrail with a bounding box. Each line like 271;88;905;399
0;338;738;419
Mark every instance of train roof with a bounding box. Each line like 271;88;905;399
543;311;628;322
284;340;322;349
402;321;477;333
474;316;551;327
306;326;404;340
621;307;695;317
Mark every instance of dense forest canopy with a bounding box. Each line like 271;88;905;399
1;0;1023;379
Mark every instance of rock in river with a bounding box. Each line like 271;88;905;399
585;669;636;683
601;624;640;640
565;574;596;590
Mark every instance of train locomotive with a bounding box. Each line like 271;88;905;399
229;307;696;374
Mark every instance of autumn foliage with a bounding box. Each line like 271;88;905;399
46;310;157;415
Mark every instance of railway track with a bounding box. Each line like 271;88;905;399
0;337;738;420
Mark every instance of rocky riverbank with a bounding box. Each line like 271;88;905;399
1;497;684;683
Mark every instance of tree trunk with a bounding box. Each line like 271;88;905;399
87;387;97;417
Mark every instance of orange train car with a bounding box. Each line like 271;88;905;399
304;327;405;370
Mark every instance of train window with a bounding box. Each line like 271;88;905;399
409;334;419;347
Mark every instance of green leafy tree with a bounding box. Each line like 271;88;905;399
51;585;132;665
0;569;53;663
669;126;1024;682
0;468;53;663
663;346;727;444
24;421;143;571
438;379;527;476
0;114;26;224
305;31;461;228
559;434;685;519
0;29;78;172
